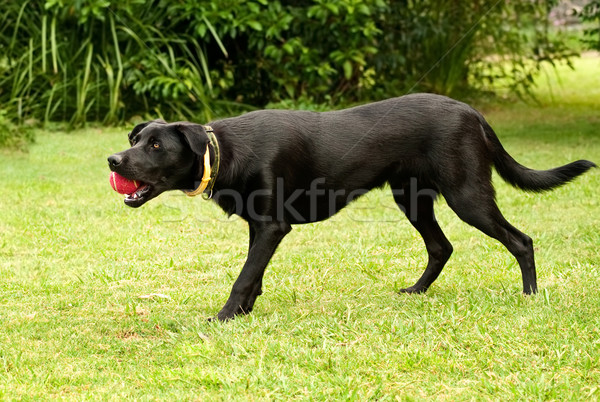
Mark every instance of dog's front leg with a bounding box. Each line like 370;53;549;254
216;221;291;321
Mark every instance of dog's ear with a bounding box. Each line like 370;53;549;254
175;122;209;157
128;119;166;146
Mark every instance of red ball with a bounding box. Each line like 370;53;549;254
110;171;140;195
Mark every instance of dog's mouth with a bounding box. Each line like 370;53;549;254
123;183;153;207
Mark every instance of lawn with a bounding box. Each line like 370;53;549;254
0;56;599;399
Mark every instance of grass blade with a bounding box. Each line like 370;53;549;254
41;14;47;73
201;16;228;58
51;15;58;74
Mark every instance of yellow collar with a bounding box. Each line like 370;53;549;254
184;126;220;199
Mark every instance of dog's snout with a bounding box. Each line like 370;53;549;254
108;154;123;168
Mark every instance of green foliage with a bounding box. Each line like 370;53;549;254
0;0;243;130
579;1;600;50
373;0;576;99
223;0;575;103
0;109;34;149
0;0;576;139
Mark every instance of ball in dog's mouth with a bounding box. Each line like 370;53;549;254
110;171;151;205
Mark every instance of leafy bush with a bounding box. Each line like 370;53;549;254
372;0;577;99
0;0;575;139
0;0;244;130
0;109;34;149
580;0;600;50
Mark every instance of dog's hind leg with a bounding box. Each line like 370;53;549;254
392;180;453;294
443;183;537;294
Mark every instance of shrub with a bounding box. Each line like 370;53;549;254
0;109;34;149
0;0;575;139
580;0;600;50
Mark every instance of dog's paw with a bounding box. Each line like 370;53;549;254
398;285;427;294
211;303;253;322
207;314;233;323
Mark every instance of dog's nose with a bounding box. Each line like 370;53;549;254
108;154;123;168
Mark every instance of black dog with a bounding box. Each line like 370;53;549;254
108;93;595;321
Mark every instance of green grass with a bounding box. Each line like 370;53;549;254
1;56;599;399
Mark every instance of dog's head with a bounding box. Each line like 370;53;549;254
107;120;211;208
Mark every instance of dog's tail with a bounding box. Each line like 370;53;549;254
479;117;596;192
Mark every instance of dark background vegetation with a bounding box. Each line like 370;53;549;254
0;0;598;146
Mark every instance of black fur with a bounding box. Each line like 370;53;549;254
107;93;596;321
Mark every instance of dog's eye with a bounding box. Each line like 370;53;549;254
152;142;160;149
